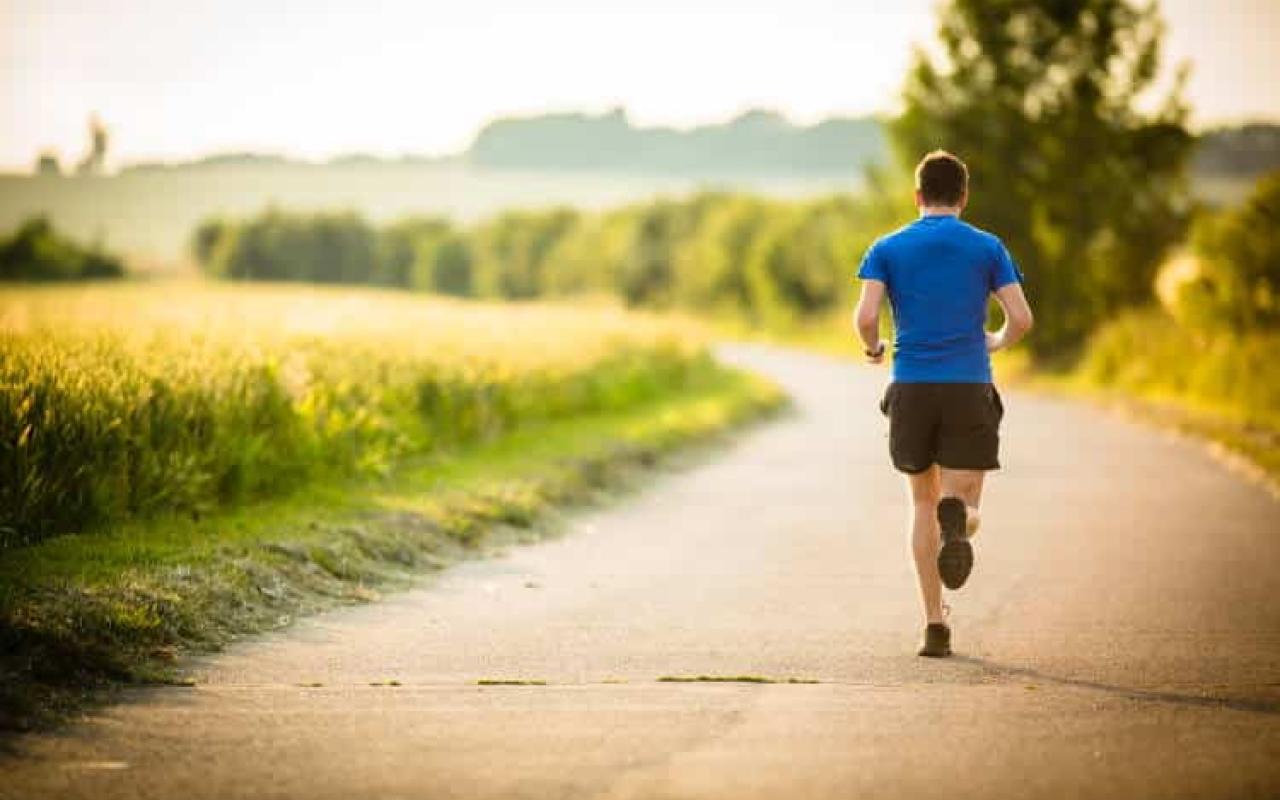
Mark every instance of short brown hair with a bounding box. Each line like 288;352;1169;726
915;150;968;207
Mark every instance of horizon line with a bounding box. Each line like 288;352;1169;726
8;105;1278;176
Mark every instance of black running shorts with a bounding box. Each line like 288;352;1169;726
878;382;1004;474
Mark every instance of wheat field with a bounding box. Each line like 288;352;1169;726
0;282;710;548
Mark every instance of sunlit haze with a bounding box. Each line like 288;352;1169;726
2;0;1278;170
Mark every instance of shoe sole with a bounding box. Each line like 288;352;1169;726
937;498;973;590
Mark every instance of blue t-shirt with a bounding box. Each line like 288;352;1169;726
857;214;1022;383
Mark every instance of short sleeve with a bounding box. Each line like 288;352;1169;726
989;240;1022;291
857;241;888;283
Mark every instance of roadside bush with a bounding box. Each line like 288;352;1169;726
1078;308;1280;429
1175;171;1280;332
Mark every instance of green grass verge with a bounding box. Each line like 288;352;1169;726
0;365;784;733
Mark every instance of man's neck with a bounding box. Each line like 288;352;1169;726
919;206;962;217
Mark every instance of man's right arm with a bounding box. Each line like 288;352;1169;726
987;282;1034;352
854;279;887;363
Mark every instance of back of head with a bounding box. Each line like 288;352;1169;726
915;151;968;207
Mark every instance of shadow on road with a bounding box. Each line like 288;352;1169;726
951;655;1280;717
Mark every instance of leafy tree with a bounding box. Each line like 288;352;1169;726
431;235;475;297
775;197;866;315
1178;171;1280;331
308;213;378;284
618;201;695;309
191;218;229;267
541;212;632;296
409;231;474;297
380;217;452;287
471;209;579;299
0;217;124;281
671;196;769;313
892;0;1194;354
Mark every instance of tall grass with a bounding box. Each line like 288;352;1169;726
0;283;710;548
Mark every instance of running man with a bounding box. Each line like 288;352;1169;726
853;150;1034;658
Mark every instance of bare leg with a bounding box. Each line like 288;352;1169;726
906;466;944;625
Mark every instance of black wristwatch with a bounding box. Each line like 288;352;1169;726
865;341;885;358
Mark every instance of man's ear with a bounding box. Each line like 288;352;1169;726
914;189;924;208
958;190;968;211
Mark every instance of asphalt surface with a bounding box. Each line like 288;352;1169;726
4;344;1278;800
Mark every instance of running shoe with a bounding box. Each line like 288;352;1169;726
937;497;974;589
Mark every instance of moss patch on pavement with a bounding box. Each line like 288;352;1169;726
657;675;821;684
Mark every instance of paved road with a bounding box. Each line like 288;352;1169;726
4;344;1278;800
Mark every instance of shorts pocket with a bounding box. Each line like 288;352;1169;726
879;382;896;418
988;385;1005;424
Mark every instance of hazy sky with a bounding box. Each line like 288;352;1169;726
2;0;1277;170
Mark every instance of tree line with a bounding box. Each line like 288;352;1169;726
191;189;905;329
